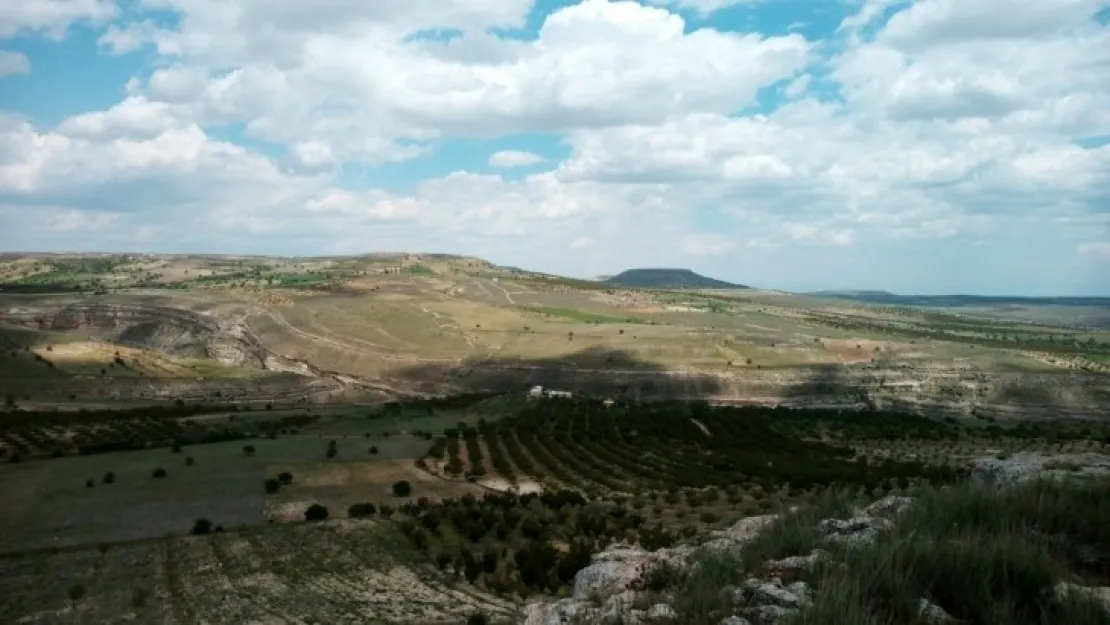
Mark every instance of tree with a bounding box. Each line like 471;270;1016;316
171;442;182;453
152;468;167;479
264;478;281;494
278;471;294;485
68;582;87;608
304;503;329;522
102;471;115;484
192;518;213;535
369;445;379;455
185;456;195;467
347;502;377;517
326;447;338;459
392;480;412;497
242;444;256;457
85;478;95;488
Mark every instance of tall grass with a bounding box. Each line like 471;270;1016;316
790;478;1110;625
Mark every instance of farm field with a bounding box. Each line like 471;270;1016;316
0;434;432;553
0;520;515;625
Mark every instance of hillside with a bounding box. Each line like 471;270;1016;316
603;268;746;289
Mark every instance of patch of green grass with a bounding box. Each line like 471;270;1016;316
405;264;436;276
521;306;650;324
786;478;1110;625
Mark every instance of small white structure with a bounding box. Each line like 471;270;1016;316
527;385;573;399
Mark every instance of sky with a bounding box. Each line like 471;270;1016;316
0;0;1108;296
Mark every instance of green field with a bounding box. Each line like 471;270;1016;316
0;434;430;553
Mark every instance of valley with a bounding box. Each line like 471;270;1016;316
1;252;1109;625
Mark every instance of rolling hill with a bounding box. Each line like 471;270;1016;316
603;268;747;289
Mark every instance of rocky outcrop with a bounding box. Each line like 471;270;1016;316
0;302;267;367
969;452;1110;487
523;498;915;625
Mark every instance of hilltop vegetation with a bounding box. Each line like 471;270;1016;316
603;268;747;289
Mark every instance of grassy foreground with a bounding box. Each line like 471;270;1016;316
664;477;1110;625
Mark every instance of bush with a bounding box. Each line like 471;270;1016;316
264;478;281;494
278;471;293;484
348;502;377;518
326;447;337;459
85;478;94;488
369;445;379;454
185;456;195;466
242;444;256;457
466;612;489;625
304;503;329;522
102;471;115;484
152;468;167;479
171;443;182;453
192;518;213;535
392;480;412;497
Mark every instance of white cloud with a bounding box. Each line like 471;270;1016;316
1078;242;1110;259
102;0;808;164
0;0;1108;294
489;150;545;169
647;0;762;17
680;234;734;256
0;0;118;38
0;50;29;76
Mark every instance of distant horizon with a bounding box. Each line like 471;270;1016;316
1;248;1108;300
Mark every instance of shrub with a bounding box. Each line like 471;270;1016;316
392;480;412;497
264;478;281;494
242;444;256;457
348;502;377;518
171;443;182;453
304;503;329;522
326;447;337;459
85;478;95;488
369;445;379;455
466;612;489;625
278;471;294;484
152;468;167;479
102;471;115;484
192;518;213;535
185;456;195;466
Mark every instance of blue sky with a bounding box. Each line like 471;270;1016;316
0;0;1108;295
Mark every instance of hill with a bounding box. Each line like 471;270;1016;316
812;290;1110;308
603;268;746;289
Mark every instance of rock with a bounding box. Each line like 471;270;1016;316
523;598;597;625
573;544;652;598
646;603;678;620
818;515;893;547
1055;582;1110;612
746;604;798;624
918;597;956;624
786;581;810;605
708;514;780;547
718;616;752;625
970;453;1110;488
861;495;915;519
745;578;807;609
764;550;827;575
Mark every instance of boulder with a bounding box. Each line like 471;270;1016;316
970;453;1110;488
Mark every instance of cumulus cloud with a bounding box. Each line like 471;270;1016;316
489;150;545;168
0;0;118;38
0;50;29;76
0;0;1107;293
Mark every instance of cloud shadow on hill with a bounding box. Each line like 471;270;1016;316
390;346;724;399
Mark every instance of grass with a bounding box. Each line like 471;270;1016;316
713;478;1110;625
0;435;430;553
521;306;650;325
